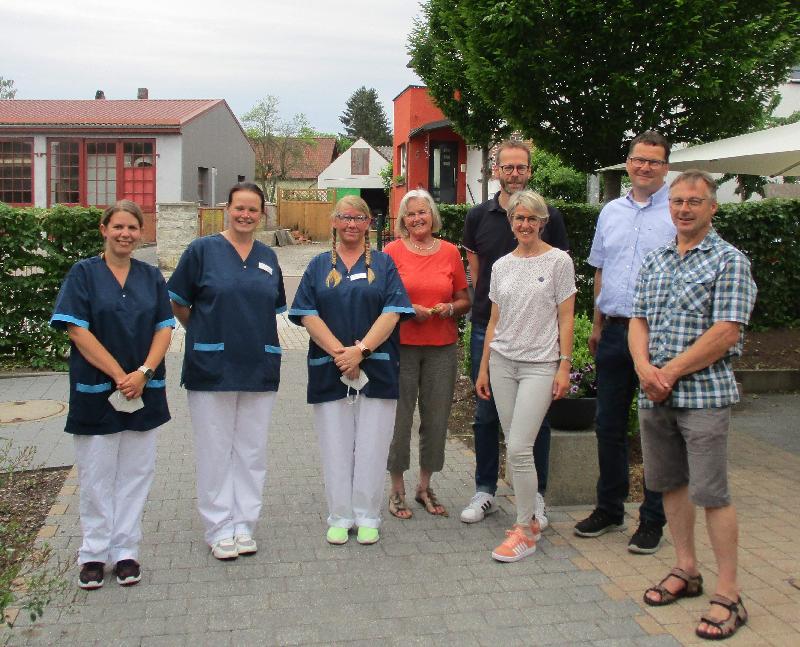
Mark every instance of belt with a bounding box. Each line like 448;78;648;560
604;316;630;327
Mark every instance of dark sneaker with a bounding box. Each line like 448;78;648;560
78;562;105;590
628;522;663;554
113;559;141;586
574;508;626;537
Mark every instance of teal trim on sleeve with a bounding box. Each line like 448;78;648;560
75;382;113;393
381;306;416;314
50;314;89;328
308;356;333;366
264;345;283;354
289;308;319;317
193;342;224;351
367;352;390;361
145;379;166;388
155;317;176;330
168;291;191;307
276;305;287;314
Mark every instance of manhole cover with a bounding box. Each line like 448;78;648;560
0;400;68;424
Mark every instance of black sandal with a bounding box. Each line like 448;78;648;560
695;594;747;641
643;567;703;606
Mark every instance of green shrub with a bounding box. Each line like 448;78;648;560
529;148;587;202
0;203;103;370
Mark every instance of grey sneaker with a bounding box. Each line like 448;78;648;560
235;534;257;555
536;492;549;531
211;537;238;560
460;492;498;523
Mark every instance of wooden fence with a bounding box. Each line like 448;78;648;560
277;188;334;241
198;207;225;236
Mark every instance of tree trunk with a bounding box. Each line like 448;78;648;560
601;170;623;203
481;146;490;203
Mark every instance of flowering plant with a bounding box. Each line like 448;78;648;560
567;314;597;398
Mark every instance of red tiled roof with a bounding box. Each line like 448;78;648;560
253;137;338;179
0;99;223;128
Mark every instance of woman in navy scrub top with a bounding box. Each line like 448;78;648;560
50;200;175;590
290;195;414;546
167;182;286;561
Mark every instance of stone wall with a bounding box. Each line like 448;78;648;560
157;202;198;271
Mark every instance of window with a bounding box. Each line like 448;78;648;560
198;167;209;205
0;139;33;205
351;148;369;175
398;144;407;177
46;138;156;210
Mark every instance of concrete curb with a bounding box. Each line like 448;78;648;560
734;368;800;393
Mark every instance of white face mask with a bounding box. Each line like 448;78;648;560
340;370;369;404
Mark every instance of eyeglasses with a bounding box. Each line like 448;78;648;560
498;164;530;175
511;215;544;225
335;214;370;223
669;197;709;208
404;209;430;218
628;157;667;169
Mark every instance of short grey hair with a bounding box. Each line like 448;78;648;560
670;169;718;201
396;189;442;237
506;190;549;226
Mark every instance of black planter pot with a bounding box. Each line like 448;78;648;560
548;397;597;431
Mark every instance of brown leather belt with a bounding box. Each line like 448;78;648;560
604;316;630;327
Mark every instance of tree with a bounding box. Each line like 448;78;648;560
529;148;587;202
421;1;800;199
339;87;392;146
241;96;313;203
0;77;17;99
408;3;512;201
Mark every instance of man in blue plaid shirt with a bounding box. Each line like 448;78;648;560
629;170;756;641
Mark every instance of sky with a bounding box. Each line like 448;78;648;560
0;0;424;133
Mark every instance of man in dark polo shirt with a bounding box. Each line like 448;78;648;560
460;139;569;525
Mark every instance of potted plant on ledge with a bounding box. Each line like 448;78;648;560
548;313;597;430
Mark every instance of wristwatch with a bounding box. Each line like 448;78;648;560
356;342;372;359
138;365;155;380
558;355;572;363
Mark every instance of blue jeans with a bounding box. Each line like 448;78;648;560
469;323;550;496
595;321;665;527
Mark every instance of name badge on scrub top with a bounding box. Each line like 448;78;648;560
349;273;367;281
258;262;273;274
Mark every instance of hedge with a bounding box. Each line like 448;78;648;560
0;204;103;369
438;198;800;329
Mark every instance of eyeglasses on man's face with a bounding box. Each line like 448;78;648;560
669;197;709;208
335;213;370;223
498;164;530;175
628;156;667;169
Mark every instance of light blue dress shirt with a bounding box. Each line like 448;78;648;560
587;183;675;318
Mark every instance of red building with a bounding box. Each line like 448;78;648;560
391;86;467;216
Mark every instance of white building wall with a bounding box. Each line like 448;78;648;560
465;146;499;205
318;138;388;189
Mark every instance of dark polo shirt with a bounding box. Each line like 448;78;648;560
462;191;570;327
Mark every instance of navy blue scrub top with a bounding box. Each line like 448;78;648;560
166;235;286;392
289;250;414;404
50;256;175;435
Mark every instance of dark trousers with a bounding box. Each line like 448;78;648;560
595;321;665;526
469;322;550;496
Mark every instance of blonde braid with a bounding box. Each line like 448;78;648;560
364;229;375;283
326;228;342;288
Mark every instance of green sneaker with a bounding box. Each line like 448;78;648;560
356;527;379;545
326;526;349;545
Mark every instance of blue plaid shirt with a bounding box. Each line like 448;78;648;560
632;228;756;409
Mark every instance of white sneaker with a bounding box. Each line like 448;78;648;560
536;492;549;531
460;492;498;523
211;537;238;560
234;534;257;555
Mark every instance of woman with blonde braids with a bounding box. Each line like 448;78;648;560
290;196;414;545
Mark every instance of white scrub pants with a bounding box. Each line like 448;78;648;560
314;397;396;529
73;428;159;565
187;391;276;545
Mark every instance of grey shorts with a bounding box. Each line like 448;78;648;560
638;406;731;508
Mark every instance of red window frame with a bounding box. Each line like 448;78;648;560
0;137;34;206
46;138;156;210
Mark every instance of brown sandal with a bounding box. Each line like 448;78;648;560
643;567;703;606
695;595;747;641
388;492;412;519
415;487;448;517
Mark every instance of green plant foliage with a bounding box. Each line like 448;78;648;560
529;148;587;202
338;86;392;146
0;203;103;370
568;314;596;398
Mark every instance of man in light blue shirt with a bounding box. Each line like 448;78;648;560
574;131;676;554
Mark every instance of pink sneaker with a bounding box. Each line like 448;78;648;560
491;521;541;563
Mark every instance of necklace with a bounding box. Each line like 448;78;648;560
410;238;437;252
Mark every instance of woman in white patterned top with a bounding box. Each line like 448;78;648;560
475;190;576;563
